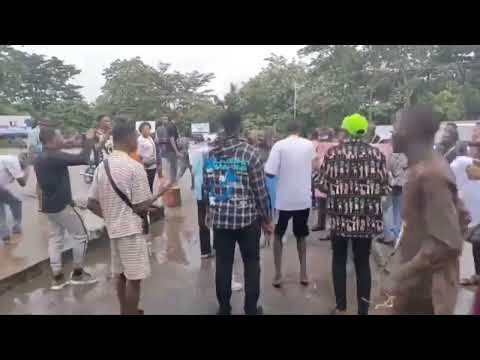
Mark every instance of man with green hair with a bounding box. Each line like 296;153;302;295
315;114;390;315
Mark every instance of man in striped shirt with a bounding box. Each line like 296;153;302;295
88;117;168;315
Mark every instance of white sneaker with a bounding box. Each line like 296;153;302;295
232;280;243;292
231;274;243;291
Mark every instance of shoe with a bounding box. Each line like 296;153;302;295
311;225;325;232
272;272;283;288
11;224;22;234
70;269;99;285
330;308;348;315
201;250;215;259
300;278;310;286
231;280;243;292
216;307;231;315
246;306;264;315
51;273;69;290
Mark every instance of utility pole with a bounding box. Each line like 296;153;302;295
293;81;297;121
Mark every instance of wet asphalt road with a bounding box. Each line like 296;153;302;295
0;145;475;315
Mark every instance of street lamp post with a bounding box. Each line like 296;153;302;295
293;81;297;121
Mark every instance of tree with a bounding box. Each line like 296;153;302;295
97;57;215;127
45;101;96;131
0;45;83;114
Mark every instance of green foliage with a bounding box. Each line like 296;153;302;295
44;101;96;131
97;57;215;129
3;45;480;137
0;46;83;113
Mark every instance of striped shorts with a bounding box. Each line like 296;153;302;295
111;233;151;280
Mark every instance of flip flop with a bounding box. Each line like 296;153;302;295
460;275;480;286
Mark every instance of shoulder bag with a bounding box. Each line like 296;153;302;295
103;159;150;234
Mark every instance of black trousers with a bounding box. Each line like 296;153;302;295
473;241;480;275
146;168;156;193
197;200;212;255
332;236;372;315
317;198;327;230
214;221;261;315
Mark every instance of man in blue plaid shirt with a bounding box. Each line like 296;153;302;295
203;111;273;315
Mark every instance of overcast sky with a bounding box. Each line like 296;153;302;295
14;45;304;103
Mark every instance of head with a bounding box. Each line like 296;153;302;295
96;114;112;133
472;123;480;143
29;119;38;129
38;118;51;130
286;120;301;135
112;116;138;153
219;111;242;137
39;127;63;150
441;122;459;145
392;105;441;154
341;114;369;139
311;128;320;141
246;130;258;146
335;128;348;143
139;122;151;138
318;127;332;142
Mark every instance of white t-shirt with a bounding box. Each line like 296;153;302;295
0;155;24;187
137;135;157;170
265;135;315;211
451;156;480;227
88;151;152;239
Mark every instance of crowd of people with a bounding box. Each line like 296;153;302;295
1;104;480;315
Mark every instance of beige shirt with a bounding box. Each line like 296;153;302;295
89;151;152;239
392;155;464;314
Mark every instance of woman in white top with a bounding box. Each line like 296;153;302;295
137;122;157;192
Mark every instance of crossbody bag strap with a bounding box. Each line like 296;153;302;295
103;158;134;211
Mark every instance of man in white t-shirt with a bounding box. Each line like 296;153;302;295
451;155;480;286
265;121;315;287
0;154;31;242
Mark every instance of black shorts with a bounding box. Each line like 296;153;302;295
275;209;310;239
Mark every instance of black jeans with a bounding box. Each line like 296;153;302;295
214;221;261;315
473;241;480;275
197;200;212;255
146;168;156;192
332;236;372;315
317;198;327;230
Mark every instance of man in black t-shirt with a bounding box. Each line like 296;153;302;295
164;118;181;184
35;127;99;290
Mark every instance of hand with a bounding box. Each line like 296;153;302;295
85;128;97;141
261;221;274;236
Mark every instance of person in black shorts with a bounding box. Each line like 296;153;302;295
265;121;316;287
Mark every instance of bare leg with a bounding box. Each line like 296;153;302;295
125;279;141;315
297;237;309;285
273;235;283;287
116;273;127;315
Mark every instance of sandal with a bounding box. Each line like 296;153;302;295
460;275;480;286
